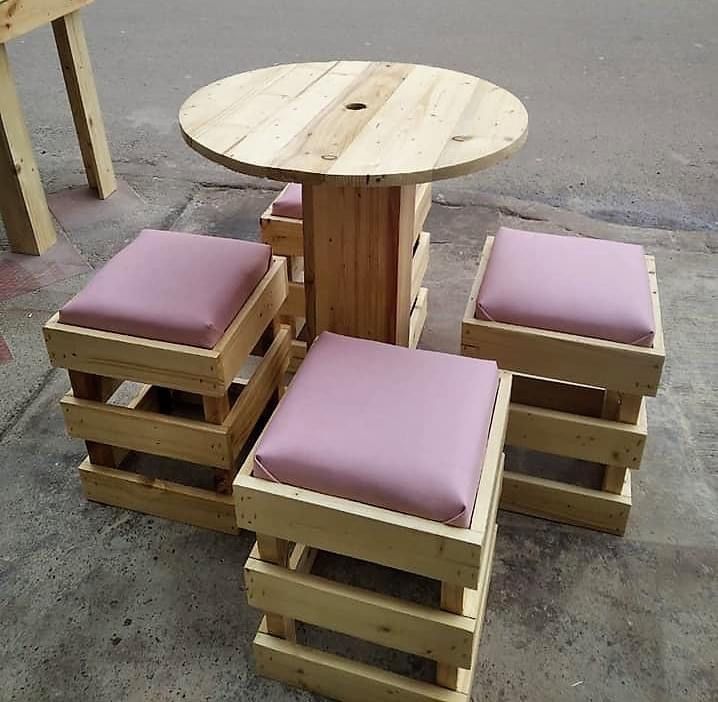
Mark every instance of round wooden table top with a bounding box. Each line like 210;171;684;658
179;60;528;187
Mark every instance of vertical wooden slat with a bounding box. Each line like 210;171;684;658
602;391;644;493
303;183;414;345
68;370;115;467
203;393;232;493
0;43;56;255
52;10;116;199
256;534;297;641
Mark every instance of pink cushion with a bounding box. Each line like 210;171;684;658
270;183;302;219
254;333;499;527
476;228;655;346
59;229;271;349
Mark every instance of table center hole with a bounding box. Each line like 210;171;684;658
345;102;368;111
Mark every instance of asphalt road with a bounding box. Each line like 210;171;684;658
6;0;718;230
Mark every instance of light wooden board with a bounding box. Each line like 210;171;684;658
225;326;290;456
181;62;527;187
507;400;647;467
254;630;466;702
510;374;605;417
79;459;238;534
0;43;56;255
409;287;428;350
0;0;92;42
61;392;233;468
462;239;665;396
501;470;631;536
303;183;414;343
411;232;431;305
215;256;288;384
52;10;116;199
246;556;475;667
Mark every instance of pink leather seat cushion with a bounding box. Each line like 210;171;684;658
60;229;271;348
270;183;302;219
476;227;655;346
254;333;499;527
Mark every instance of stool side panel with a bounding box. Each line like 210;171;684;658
245;556;475;668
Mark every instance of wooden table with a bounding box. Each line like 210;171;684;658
0;0;116;255
180;60;527;345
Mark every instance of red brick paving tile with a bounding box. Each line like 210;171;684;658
0;337;12;364
0;235;89;303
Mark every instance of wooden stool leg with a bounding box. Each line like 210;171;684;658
52;11;116;200
0;44;56;255
602;392;643;493
256;534;296;641
436;583;464;689
303;184;415;346
68;370;115;467
202;394;232;493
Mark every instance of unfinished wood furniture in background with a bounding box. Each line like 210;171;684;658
43;230;289;533
261;181;432;368
180;60;527;347
462;230;665;535
235;333;512;702
0;0;116;255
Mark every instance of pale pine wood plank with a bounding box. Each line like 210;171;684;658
53;10;116;199
79;459;238;534
501;471;631;536
0;44;56;255
68;370;115;467
507;400;647;468
254;630;466;702
409;288;428;350
61;393;233;468
411;232;431;305
0;0;92;43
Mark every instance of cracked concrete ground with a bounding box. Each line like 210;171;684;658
1;175;716;702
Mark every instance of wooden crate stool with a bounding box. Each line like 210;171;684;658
462;227;666;535
261;182;432;368
43;229;290;534
1;0;116;255
235;332;511;702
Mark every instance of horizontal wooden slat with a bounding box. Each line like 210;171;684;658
44;313;222;394
409;287;428;350
507;400;647;467
215;256;288;385
254;630;466;702
79;459;238;534
246;557;475;667
0;0;92;43
226;326;290;455
411;232;430;305
501;470;631;536
62;393;232;468
510;374;605;417
414;183;432;245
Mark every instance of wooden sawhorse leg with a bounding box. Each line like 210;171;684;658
53;10;116;200
0;44;56;255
